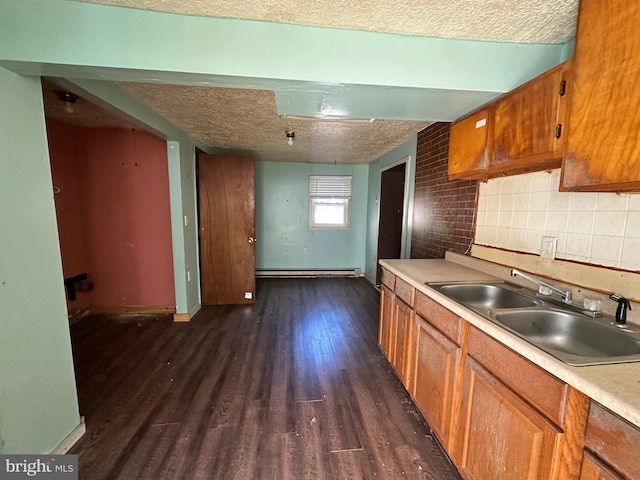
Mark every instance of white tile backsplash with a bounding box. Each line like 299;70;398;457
596;193;629;211
530;171;552;191
629;195;640;211
476;169;639;271
567;211;595;235
569;191;597;211
622;237;640;269
593;211;626;236
626;211;640;238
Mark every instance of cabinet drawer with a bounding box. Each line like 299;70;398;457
584;401;640;480
415;292;462;345
395;277;415;307
467;326;567;426
381;267;395;289
580;452;622;480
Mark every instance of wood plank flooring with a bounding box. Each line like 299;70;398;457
70;278;461;479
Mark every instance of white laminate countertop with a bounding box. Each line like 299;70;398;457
379;257;640;428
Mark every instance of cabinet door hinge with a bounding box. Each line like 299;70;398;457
559;80;567;97
555;124;563;138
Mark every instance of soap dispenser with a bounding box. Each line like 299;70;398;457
609;293;632;325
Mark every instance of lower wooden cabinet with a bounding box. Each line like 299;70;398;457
374;272;636;480
412;314;461;449
450;325;589;480
378;284;394;358
579;452;622;480
392;297;414;387
580;401;640;480
378;268;416;388
451;356;561;480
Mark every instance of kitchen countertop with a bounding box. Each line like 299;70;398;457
379;256;640;429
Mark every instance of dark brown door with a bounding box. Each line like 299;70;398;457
198;154;255;305
376;163;406;284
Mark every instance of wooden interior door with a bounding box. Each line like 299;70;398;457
198;154;255;305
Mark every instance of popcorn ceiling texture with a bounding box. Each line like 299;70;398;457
117;83;430;163
42;79;140;131
75;0;578;44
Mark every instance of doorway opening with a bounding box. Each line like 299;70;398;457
375;158;409;285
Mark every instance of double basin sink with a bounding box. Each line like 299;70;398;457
427;281;640;366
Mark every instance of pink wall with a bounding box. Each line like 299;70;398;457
48;121;90;309
47;120;175;308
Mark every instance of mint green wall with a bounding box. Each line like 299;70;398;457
256;162;368;271
365;137;418;282
0;67;80;453
0;0;571;122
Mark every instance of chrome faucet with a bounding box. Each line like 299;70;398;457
510;269;573;304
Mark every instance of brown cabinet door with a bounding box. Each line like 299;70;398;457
198;154;255;305
562;0;640;191
392;298;413;387
378;284;395;359
448;108;491;180
491;61;570;175
584;401;640;480
412;315;460;450
579;453;622;480
451;357;559;480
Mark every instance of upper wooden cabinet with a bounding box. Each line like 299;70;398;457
449;108;491;180
448;60;571;180
491;60;571;176
562;0;640;191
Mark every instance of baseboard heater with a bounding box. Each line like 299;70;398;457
256;268;361;278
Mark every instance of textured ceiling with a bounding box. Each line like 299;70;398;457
42;79;141;130
74;0;578;44
118;83;430;163
49;0;578;163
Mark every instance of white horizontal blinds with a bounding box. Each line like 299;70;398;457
309;175;352;197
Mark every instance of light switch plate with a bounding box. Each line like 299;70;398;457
541;236;557;259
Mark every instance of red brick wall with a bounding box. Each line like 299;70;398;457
411;123;479;259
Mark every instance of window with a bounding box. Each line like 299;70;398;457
309;175;352;230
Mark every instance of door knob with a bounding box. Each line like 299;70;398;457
248;237;257;244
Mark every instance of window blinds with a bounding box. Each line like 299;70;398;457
309;175;352;197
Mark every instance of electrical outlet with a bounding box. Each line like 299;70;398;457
244;292;253;299
303;248;309;254
541;236;557;259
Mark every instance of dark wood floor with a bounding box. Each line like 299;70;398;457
70;278;461;479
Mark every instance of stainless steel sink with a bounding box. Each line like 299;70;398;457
493;310;640;366
427;281;640;366
436;283;538;309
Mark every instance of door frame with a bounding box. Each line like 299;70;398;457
374;156;411;285
378;156;411;258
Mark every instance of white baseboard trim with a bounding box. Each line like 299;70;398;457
256;268;362;278
48;417;86;454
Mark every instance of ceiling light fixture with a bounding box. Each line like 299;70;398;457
56;91;77;114
286;130;295;146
